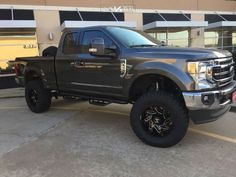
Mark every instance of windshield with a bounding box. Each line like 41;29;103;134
107;27;159;48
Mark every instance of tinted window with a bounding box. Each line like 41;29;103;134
59;11;124;24
63;33;79;54
143;13;191;25
59;11;82;24
143;13;165;25
205;14;224;24
161;13;190;21
107;27;158;47
0;9;11;20
13;10;34;20
222;15;236;21
80;30;114;54
80;11;124;21
205;14;236;24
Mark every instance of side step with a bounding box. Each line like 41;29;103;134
89;99;111;106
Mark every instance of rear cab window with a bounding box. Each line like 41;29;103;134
62;32;80;54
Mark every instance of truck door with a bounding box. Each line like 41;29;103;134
55;32;80;91
71;30;123;95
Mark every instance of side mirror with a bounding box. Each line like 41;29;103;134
89;38;105;56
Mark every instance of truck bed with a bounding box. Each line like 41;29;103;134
15;56;57;89
16;56;54;62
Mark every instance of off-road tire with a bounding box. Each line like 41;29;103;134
25;80;51;113
130;91;189;148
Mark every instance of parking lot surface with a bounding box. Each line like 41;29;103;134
0;97;236;177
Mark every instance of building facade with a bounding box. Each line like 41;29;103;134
0;0;235;77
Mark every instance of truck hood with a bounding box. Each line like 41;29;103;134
133;47;232;60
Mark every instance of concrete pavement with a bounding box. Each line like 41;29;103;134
0;88;24;99
0;97;236;177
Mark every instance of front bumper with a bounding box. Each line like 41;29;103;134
183;81;236;124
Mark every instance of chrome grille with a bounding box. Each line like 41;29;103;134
212;57;235;87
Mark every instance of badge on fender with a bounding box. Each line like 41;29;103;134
120;59;127;78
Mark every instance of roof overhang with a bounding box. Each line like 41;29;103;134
205;21;236;31
143;21;208;31
0;20;36;30
61;21;137;31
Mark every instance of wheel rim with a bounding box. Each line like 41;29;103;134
140;105;174;137
28;89;38;106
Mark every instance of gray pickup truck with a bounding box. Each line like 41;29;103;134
15;26;236;147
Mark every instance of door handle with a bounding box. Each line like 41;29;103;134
72;61;85;68
70;61;85;68
70;62;76;66
77;61;85;66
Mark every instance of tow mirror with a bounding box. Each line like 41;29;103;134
89;38;105;56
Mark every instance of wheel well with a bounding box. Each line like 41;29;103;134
25;70;41;84
129;74;185;103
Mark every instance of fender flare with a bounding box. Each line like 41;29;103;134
24;64;43;85
126;62;194;96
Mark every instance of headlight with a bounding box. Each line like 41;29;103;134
187;60;216;90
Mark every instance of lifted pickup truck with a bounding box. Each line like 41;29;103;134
15;26;236;147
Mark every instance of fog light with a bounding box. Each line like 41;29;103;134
202;94;215;105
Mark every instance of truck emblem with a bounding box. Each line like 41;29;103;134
120;59;127;78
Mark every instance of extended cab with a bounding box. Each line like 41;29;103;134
15;26;236;147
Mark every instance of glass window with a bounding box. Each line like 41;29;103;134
13;10;34;20
63;32;79;54
0;9;11;20
147;29;189;47
205;30;236;52
156;32;167;44
107;27;158;47
80;11;124;21
233;32;236;52
168;30;189;47
80;30;114;54
204;31;219;48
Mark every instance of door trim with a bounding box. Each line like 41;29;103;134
71;82;122;89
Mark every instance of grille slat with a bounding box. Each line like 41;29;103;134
213;75;234;82
213;70;231;76
214;62;234;69
214;57;232;64
213;57;234;87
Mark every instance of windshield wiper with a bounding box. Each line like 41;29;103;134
130;44;158;48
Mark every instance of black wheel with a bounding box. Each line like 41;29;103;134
130;91;189;148
25;80;51;113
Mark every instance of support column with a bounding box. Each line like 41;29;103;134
124;12;143;30
190;14;205;48
34;10;61;55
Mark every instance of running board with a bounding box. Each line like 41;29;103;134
89;99;111;106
